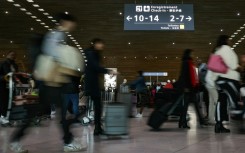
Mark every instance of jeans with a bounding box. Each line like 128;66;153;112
62;94;80;120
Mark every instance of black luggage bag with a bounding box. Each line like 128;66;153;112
148;94;184;130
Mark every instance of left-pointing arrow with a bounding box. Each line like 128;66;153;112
127;16;132;21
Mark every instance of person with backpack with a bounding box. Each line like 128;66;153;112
9;13;86;153
130;71;148;118
0;51;18;125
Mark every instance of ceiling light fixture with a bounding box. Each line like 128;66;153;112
13;4;21;7
33;4;39;7
20;8;27;11
26;12;32;15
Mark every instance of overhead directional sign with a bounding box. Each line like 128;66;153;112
124;4;194;31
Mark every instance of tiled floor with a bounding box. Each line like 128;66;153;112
0;108;245;153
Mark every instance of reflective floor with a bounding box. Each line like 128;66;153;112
0;107;245;153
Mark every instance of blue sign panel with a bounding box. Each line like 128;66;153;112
143;72;168;76
124;4;194;31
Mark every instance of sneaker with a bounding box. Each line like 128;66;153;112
64;143;87;152
135;113;143;118
51;111;56;115
9;142;28;153
0;116;9;125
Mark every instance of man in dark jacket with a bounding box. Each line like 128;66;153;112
84;38;116;135
0;51;18;125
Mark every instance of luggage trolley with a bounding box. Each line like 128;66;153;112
5;72;43;126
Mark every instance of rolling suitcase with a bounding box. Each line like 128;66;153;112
117;93;132;117
103;102;129;137
148;94;184;130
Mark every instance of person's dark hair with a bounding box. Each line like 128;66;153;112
213;35;230;53
138;71;143;76
6;51;14;56
90;38;104;47
182;49;193;60
55;13;77;23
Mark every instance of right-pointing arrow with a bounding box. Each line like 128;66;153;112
186;16;192;21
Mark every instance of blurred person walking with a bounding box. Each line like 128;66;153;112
0;51;18;125
9;13;86;153
205;70;218;124
177;49;207;129
130;71;148;118
211;35;241;133
84;39;117;136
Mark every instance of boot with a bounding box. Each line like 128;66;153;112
215;122;230;133
94;124;103;136
178;121;190;129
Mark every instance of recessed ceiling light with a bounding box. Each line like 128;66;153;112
237;12;241;16
36;19;41;21
67;34;72;37
234;32;238;35
155;57;158;59
65;11;69;14
5;11;9;14
52;20;57;22
128;42;131;45
166;57;168;59
209;42;212;45
231;48;234;50
7;0;14;2
33;4;39;7
145;57;147;59
240;27;244;29
172;42;175;45
10;41;13;43
72;40;76;42
40;22;45;25
47;16;53;19
235;43;239;45
43;12;49;15
104;56;106;58
20;8;27;11
70;37;74;39
124;56;127;59
13;4;21;7
220;29;223;32
38;9;44;11
231;35;235;37
44;26;49;28
78;47;82;50
119;12;122;15
134;57;137;59
30;27;34;30
27;0;34;2
77;45;80;47
176;57;178;59
237;29;241;32
242;38;245;40
31;16;37;18
26;12;32;15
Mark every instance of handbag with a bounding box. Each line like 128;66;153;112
207;54;228;73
